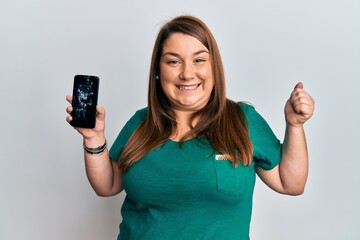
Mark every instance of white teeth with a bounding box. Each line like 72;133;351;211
177;84;199;90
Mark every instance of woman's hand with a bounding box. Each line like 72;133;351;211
65;95;106;141
285;82;315;127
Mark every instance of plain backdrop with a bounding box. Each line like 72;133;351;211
1;0;359;239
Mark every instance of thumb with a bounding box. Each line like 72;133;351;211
96;105;106;119
294;82;303;90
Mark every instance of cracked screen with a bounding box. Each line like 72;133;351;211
71;75;99;128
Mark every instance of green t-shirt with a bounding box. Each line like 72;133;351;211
109;103;282;240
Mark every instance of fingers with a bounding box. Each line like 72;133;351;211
66;115;72;124
285;83;315;126
289;86;315;118
294;82;303;90
65;95;73;124
66;95;72;104
96;105;105;114
96;105;106;121
66;105;72;114
65;105;73;123
65;95;106;129
291;98;313;118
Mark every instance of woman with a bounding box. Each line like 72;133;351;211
66;15;315;240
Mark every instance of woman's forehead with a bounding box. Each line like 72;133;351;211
162;33;208;54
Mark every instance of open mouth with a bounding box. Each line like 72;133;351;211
176;83;201;90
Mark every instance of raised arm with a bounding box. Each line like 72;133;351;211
256;83;315;195
66;95;123;196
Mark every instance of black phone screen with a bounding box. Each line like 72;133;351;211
70;75;99;128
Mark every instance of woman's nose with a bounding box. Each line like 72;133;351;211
180;62;195;80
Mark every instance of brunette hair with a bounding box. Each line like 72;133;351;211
119;15;253;172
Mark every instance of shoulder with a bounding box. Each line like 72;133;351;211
109;107;148;161
235;101;273;136
124;107;148;132
133;107;148;121
236;101;258;121
237;102;254;112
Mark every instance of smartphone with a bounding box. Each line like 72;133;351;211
70;75;99;128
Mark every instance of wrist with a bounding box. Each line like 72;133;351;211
83;140;107;155
286;122;302;128
285;116;305;129
285;122;305;135
83;134;106;148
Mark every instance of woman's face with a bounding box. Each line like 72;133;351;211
159;33;214;113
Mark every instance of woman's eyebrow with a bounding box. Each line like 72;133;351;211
162;49;209;58
193;50;209;56
162;52;180;58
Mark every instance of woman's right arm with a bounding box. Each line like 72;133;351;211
66;95;123;196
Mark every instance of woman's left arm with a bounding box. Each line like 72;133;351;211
256;82;315;195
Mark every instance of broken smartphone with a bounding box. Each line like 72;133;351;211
70;75;99;128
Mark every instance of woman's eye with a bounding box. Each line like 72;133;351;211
195;59;205;63
167;60;179;64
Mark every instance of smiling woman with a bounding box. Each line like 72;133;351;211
159;33;214;116
66;15;315;240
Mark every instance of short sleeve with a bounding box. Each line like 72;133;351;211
239;103;282;170
109;108;148;162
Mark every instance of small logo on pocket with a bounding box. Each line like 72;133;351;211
215;154;231;161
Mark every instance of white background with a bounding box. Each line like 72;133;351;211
1;0;359;239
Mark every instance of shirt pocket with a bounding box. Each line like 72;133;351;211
212;154;255;197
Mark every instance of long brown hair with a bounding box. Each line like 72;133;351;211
119;15;253;172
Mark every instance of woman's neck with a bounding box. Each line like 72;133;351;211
169;109;199;141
